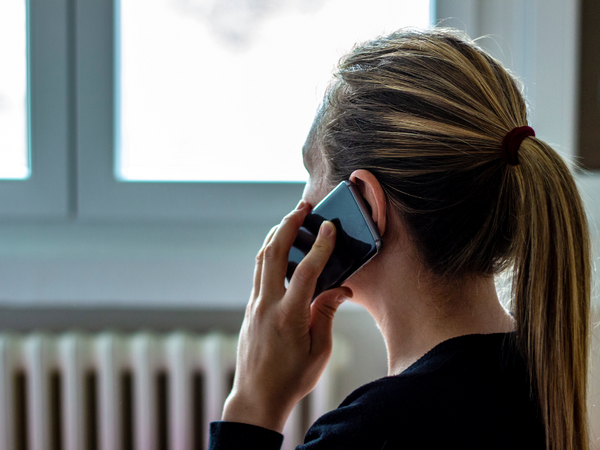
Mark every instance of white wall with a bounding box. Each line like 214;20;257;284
0;0;597;310
1;0;598;445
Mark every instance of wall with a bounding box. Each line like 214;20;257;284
0;0;598;446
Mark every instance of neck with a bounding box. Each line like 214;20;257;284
380;277;514;375
346;244;515;376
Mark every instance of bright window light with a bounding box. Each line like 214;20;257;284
0;1;29;180
117;0;431;182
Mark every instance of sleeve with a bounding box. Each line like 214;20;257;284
209;378;449;450
296;396;389;450
296;378;453;450
209;421;284;450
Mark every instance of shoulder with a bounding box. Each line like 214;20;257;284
301;375;452;450
299;333;545;450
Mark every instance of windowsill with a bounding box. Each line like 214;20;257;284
0;171;596;308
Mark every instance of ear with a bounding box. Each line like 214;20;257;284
349;170;387;236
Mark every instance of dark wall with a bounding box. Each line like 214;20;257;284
577;0;600;169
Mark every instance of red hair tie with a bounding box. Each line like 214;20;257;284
501;126;535;166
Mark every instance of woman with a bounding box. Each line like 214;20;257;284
210;29;591;450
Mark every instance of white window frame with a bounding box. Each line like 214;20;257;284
0;0;72;218
74;0;588;223
75;0;304;224
0;0;596;308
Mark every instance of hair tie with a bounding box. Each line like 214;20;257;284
501;126;535;166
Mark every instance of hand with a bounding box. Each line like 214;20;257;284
222;200;352;433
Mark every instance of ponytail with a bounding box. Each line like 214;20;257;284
315;28;592;449
512;139;591;450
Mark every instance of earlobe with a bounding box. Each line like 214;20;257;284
349;170;387;236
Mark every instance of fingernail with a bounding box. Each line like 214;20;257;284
295;200;306;211
336;296;347;304
319;221;334;236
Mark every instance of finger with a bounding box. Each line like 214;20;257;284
260;201;312;298
286;220;336;309
310;286;352;357
250;226;278;302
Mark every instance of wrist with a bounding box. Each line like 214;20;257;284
221;391;293;434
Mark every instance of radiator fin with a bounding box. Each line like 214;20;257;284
0;332;347;450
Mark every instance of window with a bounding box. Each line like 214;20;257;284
75;0;432;222
0;1;29;180
0;0;70;218
116;0;432;183
0;0;589;307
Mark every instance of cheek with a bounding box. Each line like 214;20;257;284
302;177;329;208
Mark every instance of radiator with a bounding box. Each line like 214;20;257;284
0;332;348;450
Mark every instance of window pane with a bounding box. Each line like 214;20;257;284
0;1;29;180
117;0;431;182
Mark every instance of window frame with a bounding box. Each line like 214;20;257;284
0;0;595;308
75;0;304;225
0;0;73;219
0;0;585;224
74;0;583;224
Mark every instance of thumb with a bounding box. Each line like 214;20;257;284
309;286;352;357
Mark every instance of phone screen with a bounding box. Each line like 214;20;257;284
286;181;382;299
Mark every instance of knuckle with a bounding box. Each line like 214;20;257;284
267;226;278;240
315;301;337;320
294;263;318;284
282;210;295;220
312;239;332;254
278;312;295;331
263;242;281;260
261;226;278;248
252;300;270;320
244;302;254;319
308;241;334;263
283;210;304;225
255;248;265;264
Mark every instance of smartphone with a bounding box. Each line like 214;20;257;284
286;180;382;300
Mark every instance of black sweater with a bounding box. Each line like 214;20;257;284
209;333;546;449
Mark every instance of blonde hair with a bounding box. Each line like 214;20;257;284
315;29;591;450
